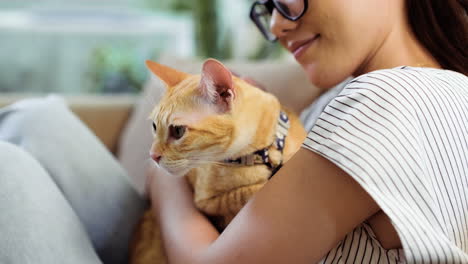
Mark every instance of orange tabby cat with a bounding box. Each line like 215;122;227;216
130;59;306;264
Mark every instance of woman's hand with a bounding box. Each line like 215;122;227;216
145;163;193;213
144;162;161;199
145;162;220;264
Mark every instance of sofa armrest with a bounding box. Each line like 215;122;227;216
70;95;137;153
0;94;138;153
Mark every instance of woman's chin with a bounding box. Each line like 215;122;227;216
304;63;348;90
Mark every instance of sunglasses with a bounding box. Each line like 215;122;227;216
250;0;309;42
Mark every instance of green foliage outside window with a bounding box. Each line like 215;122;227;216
87;46;153;93
146;0;282;60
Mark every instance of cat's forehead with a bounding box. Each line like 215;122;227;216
152;99;215;126
171;106;217;125
166;75;201;96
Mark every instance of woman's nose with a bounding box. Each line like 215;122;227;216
270;9;298;39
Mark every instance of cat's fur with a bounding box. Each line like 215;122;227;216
130;59;307;264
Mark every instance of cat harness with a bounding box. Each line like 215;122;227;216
223;110;289;179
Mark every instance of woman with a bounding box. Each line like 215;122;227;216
0;0;466;264
147;0;468;263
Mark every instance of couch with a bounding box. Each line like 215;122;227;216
0;57;334;195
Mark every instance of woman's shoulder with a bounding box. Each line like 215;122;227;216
343;66;467;96
307;66;467;142
336;66;467;110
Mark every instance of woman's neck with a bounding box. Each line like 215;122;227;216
354;15;441;76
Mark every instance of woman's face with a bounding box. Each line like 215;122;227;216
271;0;402;89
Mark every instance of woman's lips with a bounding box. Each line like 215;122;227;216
290;35;320;60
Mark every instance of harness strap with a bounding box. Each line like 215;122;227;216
223;110;289;178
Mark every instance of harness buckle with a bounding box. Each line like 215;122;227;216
243;155;255;166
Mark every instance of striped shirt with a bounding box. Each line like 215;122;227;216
302;66;468;263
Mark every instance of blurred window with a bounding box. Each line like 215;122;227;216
0;0;193;94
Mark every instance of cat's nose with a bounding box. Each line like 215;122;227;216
150;152;162;163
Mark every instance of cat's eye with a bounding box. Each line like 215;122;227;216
152;122;157;132
169;125;186;140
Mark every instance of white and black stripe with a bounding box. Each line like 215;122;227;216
302;67;468;263
318;223;405;264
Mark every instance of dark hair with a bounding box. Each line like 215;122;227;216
406;0;468;75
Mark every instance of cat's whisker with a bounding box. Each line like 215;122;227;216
165;159;190;170
165;162;185;169
189;158;227;167
192;151;227;160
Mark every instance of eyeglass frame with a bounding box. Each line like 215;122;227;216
249;0;309;42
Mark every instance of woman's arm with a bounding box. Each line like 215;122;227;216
149;148;380;264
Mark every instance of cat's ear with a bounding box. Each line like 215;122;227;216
146;60;189;87
199;59;235;112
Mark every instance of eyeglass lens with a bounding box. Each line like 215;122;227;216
274;0;305;19
251;0;306;41
252;3;277;41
